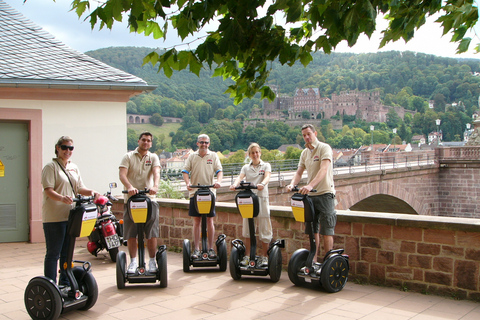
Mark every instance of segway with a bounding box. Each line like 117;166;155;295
230;181;285;282
287;187;349;293
116;189;167;288
183;184;227;272
24;195;99;320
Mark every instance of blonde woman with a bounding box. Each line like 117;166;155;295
229;143;272;267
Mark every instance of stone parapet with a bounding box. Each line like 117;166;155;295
112;199;480;301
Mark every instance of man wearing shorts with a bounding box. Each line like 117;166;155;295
286;124;336;262
182;134;223;259
119;131;161;273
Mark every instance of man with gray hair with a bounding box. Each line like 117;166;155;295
182;134;223;259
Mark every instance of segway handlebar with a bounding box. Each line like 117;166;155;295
72;195;95;204
235;181;258;190
190;184;215;189
122;188;150;195
291;185;317;193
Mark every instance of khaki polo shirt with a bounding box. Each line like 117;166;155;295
183;150;222;198
119;148;160;199
298;138;335;196
41;159;85;223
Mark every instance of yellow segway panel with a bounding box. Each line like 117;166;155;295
196;193;213;214
291;198;305;222
130;199;148;223
237;196;254;219
79;205;98;237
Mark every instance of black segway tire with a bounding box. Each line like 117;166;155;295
229;247;242;280
217;240;227;272
158;250;168;288
183;239;191;272
24;277;62;320
109;247;119;262
72;267;98;310
320;255;349;293
116;251;127;289
268;246;282;283
288;248;309;286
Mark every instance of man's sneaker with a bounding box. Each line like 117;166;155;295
240;255;250;266
258;256;268;268
192;249;201;260
208;248;217;259
127;260;138;273
148;259;157;273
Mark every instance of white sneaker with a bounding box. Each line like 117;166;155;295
240;255;250;266
258;256;268;268
127;259;138;273
148;259;157;273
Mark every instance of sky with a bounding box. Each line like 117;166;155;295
5;0;480;60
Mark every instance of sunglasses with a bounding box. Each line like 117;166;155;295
60;145;74;151
198;141;209;145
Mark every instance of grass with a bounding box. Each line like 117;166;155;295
128;122;181;147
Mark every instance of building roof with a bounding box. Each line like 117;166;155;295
0;0;156;91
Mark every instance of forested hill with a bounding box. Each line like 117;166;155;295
85;47;480;152
87;47;480;115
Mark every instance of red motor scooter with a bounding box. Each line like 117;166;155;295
87;183;124;262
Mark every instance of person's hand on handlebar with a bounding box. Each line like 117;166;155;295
186;184;193;191
213;182;221;189
61;195;73;205
285;184;294;192
229;184;237;191
149;186;158;195
299;185;313;195
127;187;138;196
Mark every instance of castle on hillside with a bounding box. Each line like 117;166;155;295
260;86;413;123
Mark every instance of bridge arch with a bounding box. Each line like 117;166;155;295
336;178;427;215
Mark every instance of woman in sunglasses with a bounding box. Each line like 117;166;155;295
41;136;100;286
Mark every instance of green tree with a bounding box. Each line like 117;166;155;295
74;0;479;103
285;146;302;160
150;113;164;126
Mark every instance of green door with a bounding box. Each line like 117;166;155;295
0;122;29;242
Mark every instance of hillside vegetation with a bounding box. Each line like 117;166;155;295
87;47;480;152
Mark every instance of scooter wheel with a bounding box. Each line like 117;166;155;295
109;247;119;262
157;249;168;288
320;255;349;293
73;267;98;310
24;276;62;320
217;239;227;272
182;239;191;272
288;248;309;286
229;246;242;280
268;246;282;283
116;251;127;289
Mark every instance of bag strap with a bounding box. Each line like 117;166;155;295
55;159;76;195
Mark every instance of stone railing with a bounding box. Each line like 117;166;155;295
438;146;480;161
112;199;480;301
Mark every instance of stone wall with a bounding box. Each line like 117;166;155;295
112;199;480;301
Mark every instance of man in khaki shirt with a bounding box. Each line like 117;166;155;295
182;134;223;259
287;124;336;262
119;132;160;273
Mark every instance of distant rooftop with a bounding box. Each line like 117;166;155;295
0;0;155;91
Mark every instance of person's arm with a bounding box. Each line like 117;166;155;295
300;159;330;194
119;167;137;196
229;173;246;190
214;170;223;188
44;187;73;204
286;166;305;191
150;166;160;195
257;171;271;191
77;187;100;199
182;171;193;191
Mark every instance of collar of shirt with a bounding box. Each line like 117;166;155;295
306;138;320;151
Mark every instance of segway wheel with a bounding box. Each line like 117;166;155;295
24;277;62;320
109;247;119;262
229;247;242;280
320;255;349;293
158;250;168;288
287;248;309;286
268;246;283;283
116;251;127;289
217;239;227;272
72;267;98;310
182;239;191;272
